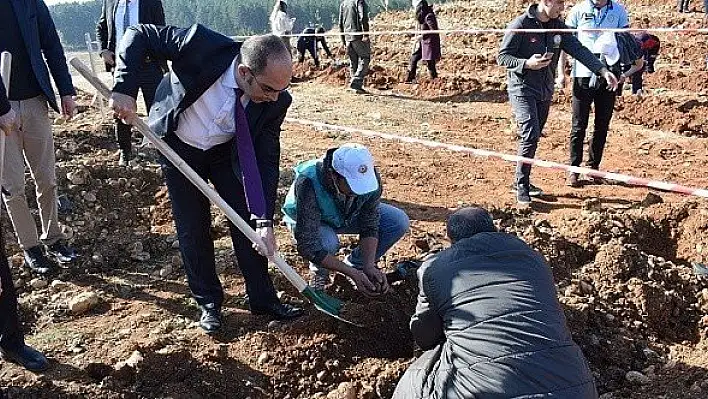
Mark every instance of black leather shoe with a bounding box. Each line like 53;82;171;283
199;304;222;334
23;246;53;275
0;344;49;372
250;302;304;320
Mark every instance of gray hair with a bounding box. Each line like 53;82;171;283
447;207;497;243
241;34;291;75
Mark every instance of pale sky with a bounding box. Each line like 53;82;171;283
45;0;93;5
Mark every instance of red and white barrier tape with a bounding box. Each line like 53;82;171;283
285;118;708;199
274;27;708;38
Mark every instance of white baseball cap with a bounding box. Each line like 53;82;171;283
594;32;620;66
331;144;379;195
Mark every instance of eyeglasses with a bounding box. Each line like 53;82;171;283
249;70;290;95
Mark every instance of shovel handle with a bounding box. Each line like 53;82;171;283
69;57;308;292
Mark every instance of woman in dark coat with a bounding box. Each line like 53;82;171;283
406;0;441;82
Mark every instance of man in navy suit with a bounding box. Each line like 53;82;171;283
97;0;166;165
110;24;303;333
0;0;77;275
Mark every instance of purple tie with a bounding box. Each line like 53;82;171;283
234;89;266;219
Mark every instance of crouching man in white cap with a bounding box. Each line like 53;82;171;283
282;144;410;296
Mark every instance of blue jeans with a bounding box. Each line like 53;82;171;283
310;203;410;278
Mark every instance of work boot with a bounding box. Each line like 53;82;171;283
23;246;53;275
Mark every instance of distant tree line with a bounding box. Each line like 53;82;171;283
49;0;453;50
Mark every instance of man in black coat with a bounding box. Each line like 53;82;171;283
96;0;166;165
393;207;597;398
110;24;303;334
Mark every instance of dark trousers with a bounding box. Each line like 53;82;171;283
297;40;319;67
0;232;23;351
407;40;437;81
160;135;279;309
678;0;691;11
570;77;617;169
115;64;163;151
509;95;551;189
622;65;644;94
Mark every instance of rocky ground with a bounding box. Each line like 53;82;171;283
2;0;708;398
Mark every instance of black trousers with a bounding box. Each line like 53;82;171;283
677;0;691;11
407;40;437;81
570;77;617;169
297;40;319;67
159;135;279;309
115;64;163;151
0;231;23;351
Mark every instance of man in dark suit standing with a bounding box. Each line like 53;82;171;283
0;77;50;373
96;0;166;165
110;24;304;334
0;0;77;274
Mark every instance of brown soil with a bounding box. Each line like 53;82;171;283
3;1;708;398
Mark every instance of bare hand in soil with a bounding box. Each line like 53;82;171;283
524;54;552;70
349;269;379;297
364;266;390;294
109;92;137;123
253;226;276;257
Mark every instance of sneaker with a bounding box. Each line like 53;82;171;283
24;246;53;274
395;260;420;279
567;173;581;188
309;272;329;291
510;183;544;197
516;187;532;206
583;174;606;185
46;241;77;264
385;260;421;284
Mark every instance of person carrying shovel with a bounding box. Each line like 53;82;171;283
110;25;303;334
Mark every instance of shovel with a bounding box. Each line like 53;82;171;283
69;58;353;322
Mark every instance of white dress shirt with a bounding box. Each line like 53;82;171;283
114;0;140;48
175;58;251;150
